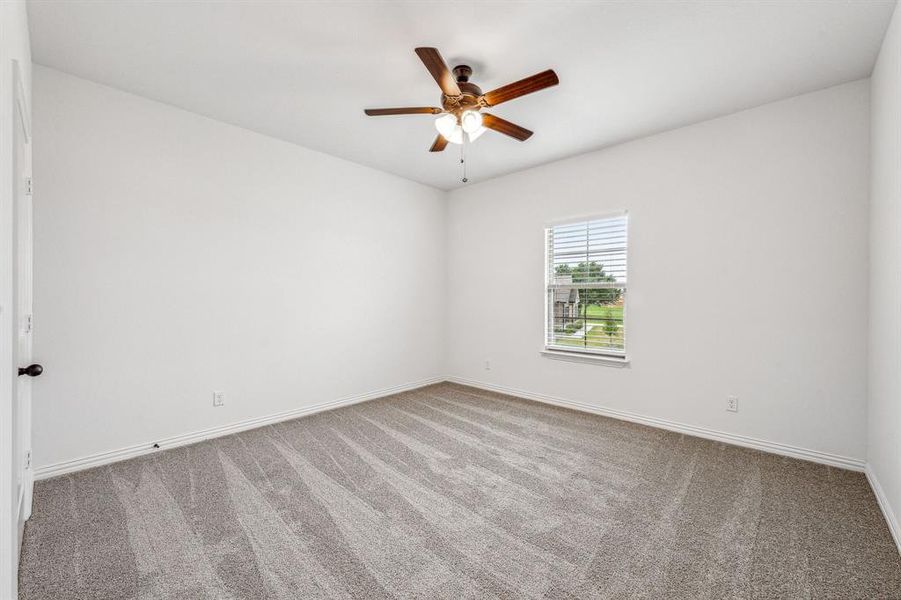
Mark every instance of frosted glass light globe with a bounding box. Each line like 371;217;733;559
467;126;486;142
461;110;483;133
434;114;463;144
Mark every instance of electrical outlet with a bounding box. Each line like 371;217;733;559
484;360;491;371
213;391;225;407
727;395;738;412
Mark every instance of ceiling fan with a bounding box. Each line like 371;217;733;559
364;47;559;153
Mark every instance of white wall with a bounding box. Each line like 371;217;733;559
868;3;901;549
32;66;446;469
0;1;31;595
447;81;871;462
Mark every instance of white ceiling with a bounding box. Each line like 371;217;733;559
28;1;896;190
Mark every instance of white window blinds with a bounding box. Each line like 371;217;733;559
546;214;628;356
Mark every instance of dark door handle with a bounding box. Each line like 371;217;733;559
18;364;42;377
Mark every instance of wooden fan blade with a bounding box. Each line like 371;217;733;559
481;70;559;107
415;47;462;97
482;113;533;141
429;134;449;152
364;107;443;116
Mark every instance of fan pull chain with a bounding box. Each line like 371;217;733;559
460;133;468;183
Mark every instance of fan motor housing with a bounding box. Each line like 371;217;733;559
442;65;483;114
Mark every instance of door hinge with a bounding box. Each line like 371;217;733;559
24;451;31;470
25;176;32;195
25;313;32;333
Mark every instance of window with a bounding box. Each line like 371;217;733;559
545;214;628;357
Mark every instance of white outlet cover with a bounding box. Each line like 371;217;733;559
727;395;738;412
213;391;225;407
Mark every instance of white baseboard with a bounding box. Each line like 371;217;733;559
33;374;868;478
33;376;444;480
446;376;866;472
866;464;901;555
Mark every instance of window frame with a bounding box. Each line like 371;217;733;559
543;211;629;361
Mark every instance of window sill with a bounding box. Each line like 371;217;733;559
540;349;630;367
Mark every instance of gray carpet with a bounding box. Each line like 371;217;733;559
18;383;901;599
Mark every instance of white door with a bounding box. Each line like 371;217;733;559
0;58;32;599
1;60;34;594
12;58;33;543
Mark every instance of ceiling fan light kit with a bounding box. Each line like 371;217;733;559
364;47;559;183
